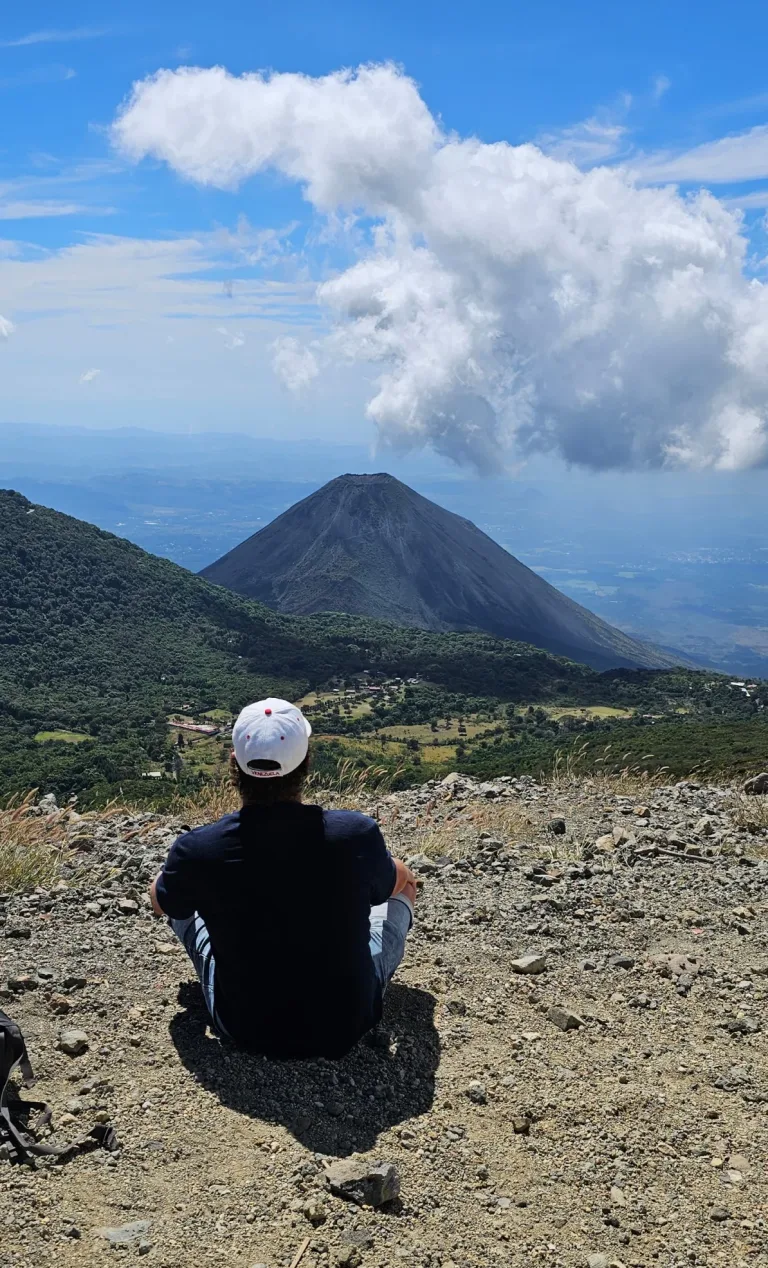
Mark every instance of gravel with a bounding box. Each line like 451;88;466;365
1;773;767;1267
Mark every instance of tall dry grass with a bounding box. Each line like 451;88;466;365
547;741;668;793
0;792;69;894
169;782;240;828
168;758;403;828
546;741;713;797
306;758;401;805
383;795;540;861
728;791;768;836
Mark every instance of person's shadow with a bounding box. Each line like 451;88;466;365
168;982;440;1157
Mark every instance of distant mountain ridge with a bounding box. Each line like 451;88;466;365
201;473;684;671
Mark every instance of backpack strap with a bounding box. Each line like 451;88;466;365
0;1009;35;1092
0;1010;118;1165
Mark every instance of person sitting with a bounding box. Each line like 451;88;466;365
149;697;416;1059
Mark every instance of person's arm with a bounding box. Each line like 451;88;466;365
365;820;417;904
149;872;164;916
392;857;417;896
149;833;198;920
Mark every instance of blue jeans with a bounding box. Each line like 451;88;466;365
170;894;414;1040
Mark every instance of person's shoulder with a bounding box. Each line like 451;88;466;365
322;808;380;841
173;812;241;855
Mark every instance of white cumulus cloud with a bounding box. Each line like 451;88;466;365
114;61;768;472
271;336;320;392
0;315;14;339
79;367;100;383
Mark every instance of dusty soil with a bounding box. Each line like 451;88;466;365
2;773;768;1268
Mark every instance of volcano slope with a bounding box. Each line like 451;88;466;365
200;474;684;672
2;773;767;1267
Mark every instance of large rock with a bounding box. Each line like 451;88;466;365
594;833;616;852
695;816;717;836
510;953;547;975
325;1159;400;1207
547;1005;584;1032
404;852;438;875
7;974;39;993
612;826;636;847
651;951;700;993
58;1029;89;1056
95;1222;151;1247
744;772;768;795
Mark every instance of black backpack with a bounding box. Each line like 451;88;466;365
0;1009;118;1164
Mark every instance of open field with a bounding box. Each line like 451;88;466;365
378;719;497;740
543;704;634;720
33;730;90;744
300;691;381;721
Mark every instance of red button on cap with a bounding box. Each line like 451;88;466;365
265;707;272;715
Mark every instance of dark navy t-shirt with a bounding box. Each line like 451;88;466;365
155;802;397;1058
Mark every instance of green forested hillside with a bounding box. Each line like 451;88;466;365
0;490;596;798
0;490;765;802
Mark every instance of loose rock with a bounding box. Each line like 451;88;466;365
510;953;547;975
547;1005;584;1031
95;1221;151;1247
58;1029;89;1056
466;1080;487;1104
325;1159;400;1207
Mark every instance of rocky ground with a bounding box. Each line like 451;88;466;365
1;772;768;1268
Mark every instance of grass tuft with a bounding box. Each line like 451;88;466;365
168;782;240;828
385;797;539;862
306;758;402;804
545;741;706;797
728;792;768;836
0;791;69;894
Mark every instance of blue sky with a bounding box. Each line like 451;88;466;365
8;1;768;245
4;2;768;460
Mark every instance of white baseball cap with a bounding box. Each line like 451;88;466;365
232;698;312;778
